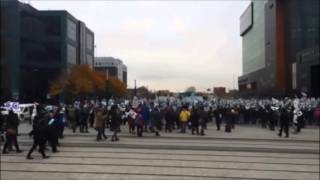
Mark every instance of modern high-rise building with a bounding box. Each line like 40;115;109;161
238;0;319;97
94;57;127;85
0;0;94;102
78;21;94;67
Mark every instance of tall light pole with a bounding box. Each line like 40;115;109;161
134;79;137;97
105;69;109;104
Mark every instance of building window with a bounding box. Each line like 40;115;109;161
86;54;93;64
242;0;266;75
67;19;77;41
67;44;76;64
44;16;61;36
86;33;93;51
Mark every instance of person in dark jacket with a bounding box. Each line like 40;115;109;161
207;106;214;124
164;105;174;133
135;107;144;137
56;108;65;139
88;104;95;128
173;107;180;131
150;106;162;136
67;106;77;133
0;112;3;134
109;105;121;141
225;107;233;133
265;105;275;131
47;108;60;153
141;103;150;132
0;112;5;142
270;106;279;130
26;105;49;159
278;106;292;138
198;106;207;135
79;105;89;133
190;107;199;135
213;106;223;131
2;109;22;154
260;106;267;128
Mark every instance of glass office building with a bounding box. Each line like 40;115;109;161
239;0;319;97
0;0;94;102
241;1;267;75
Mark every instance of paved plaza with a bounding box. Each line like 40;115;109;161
1;123;319;180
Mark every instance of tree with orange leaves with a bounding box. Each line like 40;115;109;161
49;64;127;98
95;72;127;97
67;64;95;95
108;76;127;97
50;64;102;96
49;73;68;96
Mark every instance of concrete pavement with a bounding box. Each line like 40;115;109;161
1;122;319;179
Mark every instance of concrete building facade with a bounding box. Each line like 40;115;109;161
94;57;127;85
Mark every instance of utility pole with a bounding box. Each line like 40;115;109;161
105;69;109;105
134;80;137;97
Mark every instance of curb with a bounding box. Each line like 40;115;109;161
18;141;320;154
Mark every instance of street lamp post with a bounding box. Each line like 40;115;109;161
105;69;109;105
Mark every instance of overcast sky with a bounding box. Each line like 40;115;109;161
28;0;250;92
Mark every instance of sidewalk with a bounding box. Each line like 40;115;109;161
2;122;319;180
18;122;320;142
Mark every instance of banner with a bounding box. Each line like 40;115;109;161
3;101;20;112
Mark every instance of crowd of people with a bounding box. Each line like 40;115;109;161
1;96;320;159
